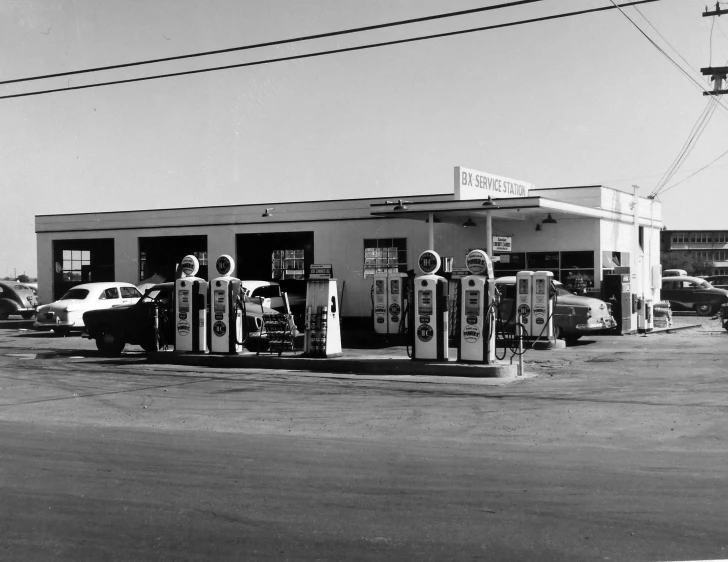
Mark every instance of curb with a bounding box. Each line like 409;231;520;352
646;323;702;335
147;352;519;379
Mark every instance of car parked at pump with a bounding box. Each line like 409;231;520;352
494;276;617;344
34;282;143;335
0;281;38;320
83;282;279;355
660;275;728;316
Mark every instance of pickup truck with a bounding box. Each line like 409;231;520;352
83;282;277;355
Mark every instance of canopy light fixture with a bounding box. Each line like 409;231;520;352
262;208;273;217
463;218;476;228
425;215;441;223
481;196;499;209
393;199;410;211
542;213;558;224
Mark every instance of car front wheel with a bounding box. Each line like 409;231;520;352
21;312;35;320
95;331;125;355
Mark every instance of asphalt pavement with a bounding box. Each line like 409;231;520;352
0;321;726;561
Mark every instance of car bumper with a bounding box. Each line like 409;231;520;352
34;319;79;330
576;317;617;331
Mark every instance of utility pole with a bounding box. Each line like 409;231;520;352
701;4;728;94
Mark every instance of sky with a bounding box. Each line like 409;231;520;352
1;0;726;278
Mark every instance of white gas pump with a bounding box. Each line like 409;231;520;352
372;273;387;334
515;271;534;338
531;271;554;342
372;272;408;335
209;254;244;355
458;250;496;363
413;250;449;361
175;254;209;353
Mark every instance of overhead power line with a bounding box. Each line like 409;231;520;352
0;0;660;101
606;0;710;94
0;0;548;87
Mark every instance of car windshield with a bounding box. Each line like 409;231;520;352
60;289;89;300
141;289;170;304
554;283;573;297
252;286;281;298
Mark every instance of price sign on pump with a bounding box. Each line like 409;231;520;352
215;254;235;277
179;255;200;277
418;250;441;275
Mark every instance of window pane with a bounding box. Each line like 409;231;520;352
81;251;90;261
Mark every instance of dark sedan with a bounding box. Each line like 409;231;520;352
661;275;728;316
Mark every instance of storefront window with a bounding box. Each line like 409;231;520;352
363;238;407;278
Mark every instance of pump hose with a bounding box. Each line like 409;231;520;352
234;292;250;346
400;300;412;358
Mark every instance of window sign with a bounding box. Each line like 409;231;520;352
492;236;511;253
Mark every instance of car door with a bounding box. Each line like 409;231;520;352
661;280;680;308
120;286;142;305
100;287;121;308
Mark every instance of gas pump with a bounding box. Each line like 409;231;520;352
458;250;496;363
209;254;245;354
372;273;387;334
372;272;408;335
175;254;209;353
531;271;555;343
515;271;534;338
412;250;449;361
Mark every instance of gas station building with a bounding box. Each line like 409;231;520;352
35;167;663;324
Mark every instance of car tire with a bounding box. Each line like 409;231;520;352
553;325;564;340
21;312;35;320
52;327;70;336
95;331;125;356
695;303;714;316
0;309;9;321
140;341;158;353
565;334;583;344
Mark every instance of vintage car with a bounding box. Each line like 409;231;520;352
495;276;617;343
0;281;38;320
661;275;728;316
83;282;280;355
34;281;143;335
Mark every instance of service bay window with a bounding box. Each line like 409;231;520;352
363;238;407;278
61;250;90;282
271;249;305;280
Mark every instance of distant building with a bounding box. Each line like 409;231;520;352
660;230;728;275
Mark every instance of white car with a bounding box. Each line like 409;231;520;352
34;282;143;335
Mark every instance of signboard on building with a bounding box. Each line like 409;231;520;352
454;166;532;200
493;236;512;253
309;264;333;279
